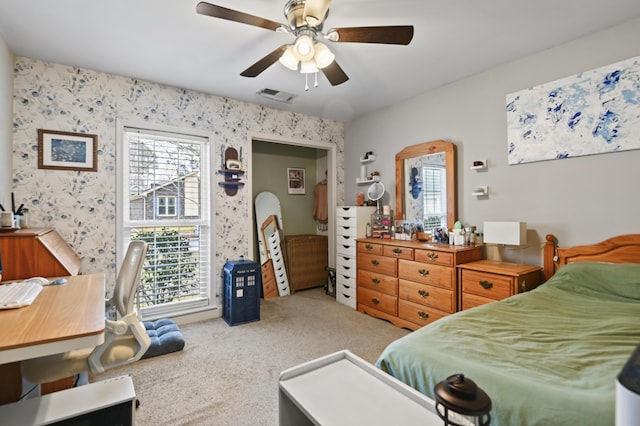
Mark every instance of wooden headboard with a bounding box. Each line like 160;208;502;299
543;234;640;280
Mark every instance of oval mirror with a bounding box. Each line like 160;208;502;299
395;140;456;230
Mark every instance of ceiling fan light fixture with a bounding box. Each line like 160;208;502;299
300;60;319;74
313;42;335;68
279;45;299;71
294;34;315;61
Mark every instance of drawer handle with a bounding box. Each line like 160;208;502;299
418;311;429;320
427;252;439;262
418;268;429;277
371;259;380;267
392;248;402;256
365;244;374;251
418;289;429;298
372;297;380;305
372;278;380;285
479;280;493;290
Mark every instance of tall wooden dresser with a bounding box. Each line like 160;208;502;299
356;238;482;330
335;206;376;308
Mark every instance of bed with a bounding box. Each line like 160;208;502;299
376;234;640;425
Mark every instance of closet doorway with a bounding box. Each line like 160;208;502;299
247;134;337;291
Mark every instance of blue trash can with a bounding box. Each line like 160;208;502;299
222;256;261;326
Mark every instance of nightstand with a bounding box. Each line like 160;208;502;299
457;260;542;310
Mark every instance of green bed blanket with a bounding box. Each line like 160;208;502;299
376;262;640;426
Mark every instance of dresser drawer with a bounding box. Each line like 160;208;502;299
336;262;356;280
383;245;414;260
399;279;455;313
357;253;397;276
358;269;398;296
336;290;357;309
336;206;357;218
336;235;356;255
337;215;357;229
460;270;512;300
337;254;356;270
398;260;454;290
357;241;383;255
461;292;495;310
358;287;397;315
336;273;356;289
414;249;454;267
398;299;447;328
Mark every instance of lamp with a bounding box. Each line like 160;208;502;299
277;32;336;90
434;374;491;426
483;221;527;262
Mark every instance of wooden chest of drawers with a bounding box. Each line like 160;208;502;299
356;239;482;330
457;260;542;310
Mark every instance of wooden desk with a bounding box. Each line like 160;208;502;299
0;273;105;404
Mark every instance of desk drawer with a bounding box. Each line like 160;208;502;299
398;260;454;290
461;270;512;300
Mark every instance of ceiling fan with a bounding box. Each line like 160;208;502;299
196;0;414;88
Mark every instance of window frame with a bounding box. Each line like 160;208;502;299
116;119;216;320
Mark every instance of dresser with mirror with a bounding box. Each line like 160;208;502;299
356;140;482;330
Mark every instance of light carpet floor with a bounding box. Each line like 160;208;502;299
92;288;410;425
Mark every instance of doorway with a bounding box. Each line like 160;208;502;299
247;133;337;283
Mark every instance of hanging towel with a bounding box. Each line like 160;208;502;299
313;181;328;224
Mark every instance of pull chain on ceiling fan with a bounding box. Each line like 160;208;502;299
196;0;414;89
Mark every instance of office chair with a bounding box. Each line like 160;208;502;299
21;241;151;385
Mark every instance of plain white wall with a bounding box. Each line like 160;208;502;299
0;34;13;209
345;18;640;264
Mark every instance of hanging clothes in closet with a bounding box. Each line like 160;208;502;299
313;172;328;231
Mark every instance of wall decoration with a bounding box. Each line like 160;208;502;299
287;168;305;194
506;55;640;164
38;129;98;171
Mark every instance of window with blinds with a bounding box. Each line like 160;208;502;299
422;166;447;229
118;124;213;319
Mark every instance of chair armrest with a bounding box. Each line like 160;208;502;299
88;313;151;374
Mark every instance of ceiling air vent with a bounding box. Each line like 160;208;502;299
257;88;295;104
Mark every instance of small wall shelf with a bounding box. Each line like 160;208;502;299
360;155;376;164
356;178;375;185
471;160;487;171
219;169;245;195
472;186;488;197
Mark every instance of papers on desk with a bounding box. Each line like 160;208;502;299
0;280;43;309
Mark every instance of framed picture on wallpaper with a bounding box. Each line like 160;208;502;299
38;129;98;172
287;168;305;194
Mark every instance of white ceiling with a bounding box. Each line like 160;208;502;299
1;0;640;122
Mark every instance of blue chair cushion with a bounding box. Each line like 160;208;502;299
142;318;185;359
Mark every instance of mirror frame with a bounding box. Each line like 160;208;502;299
395;140;457;229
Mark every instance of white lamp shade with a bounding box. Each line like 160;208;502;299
483;221;527;246
294;35;315;61
279;45;299;71
314;42;335;68
300;60;319;74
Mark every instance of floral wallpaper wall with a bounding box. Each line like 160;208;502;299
12;57;345;295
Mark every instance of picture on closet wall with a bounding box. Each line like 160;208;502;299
287;168;305;194
37;129;98;172
506;55;640;165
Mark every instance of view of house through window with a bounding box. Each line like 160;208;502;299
422;166;447;229
119;125;212;319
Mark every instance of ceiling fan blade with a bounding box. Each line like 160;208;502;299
321;61;349;86
240;45;288;78
196;2;282;32
328;26;414;45
303;0;332;26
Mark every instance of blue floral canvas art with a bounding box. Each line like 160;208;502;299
506;56;640;164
